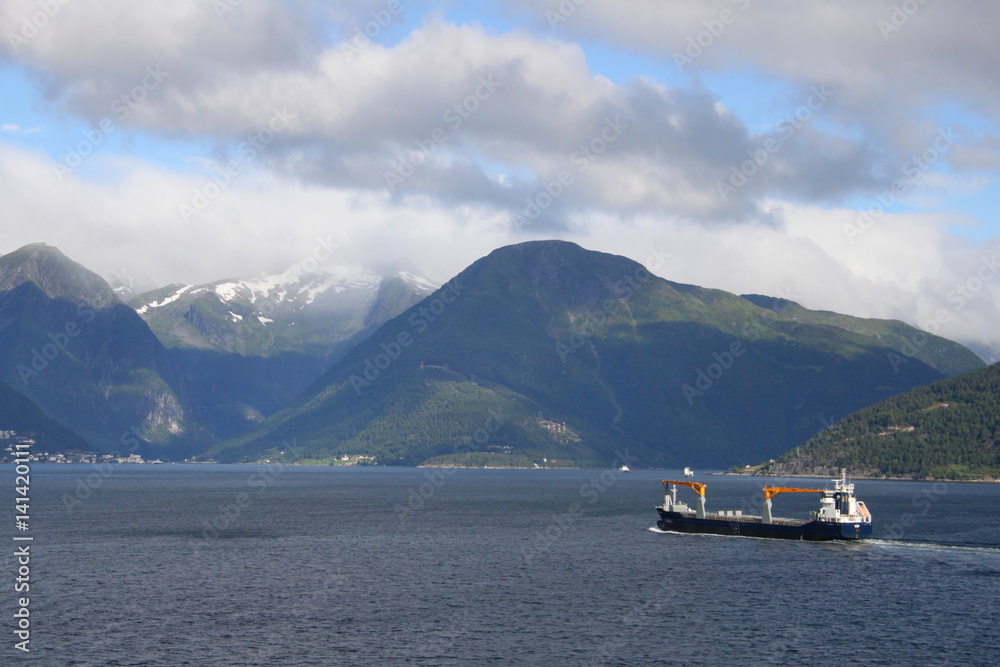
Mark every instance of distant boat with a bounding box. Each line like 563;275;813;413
619;464;630;473
683;467;693;477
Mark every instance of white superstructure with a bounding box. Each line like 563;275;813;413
813;470;872;524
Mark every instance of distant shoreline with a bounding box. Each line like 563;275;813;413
716;471;1000;484
416;465;538;469
13;461;996;481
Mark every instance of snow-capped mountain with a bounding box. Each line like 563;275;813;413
105;268;157;301
131;262;438;357
125;261;439;440
209;263;383;313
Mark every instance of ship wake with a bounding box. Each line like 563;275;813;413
867;539;1000;554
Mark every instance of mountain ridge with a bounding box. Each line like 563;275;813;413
759;362;1000;480
0;244;211;455
208;240;984;467
2;240;986;467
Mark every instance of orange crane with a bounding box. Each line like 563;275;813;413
661;480;707;518
762;486;823;523
661;480;706;495
764;486;823;499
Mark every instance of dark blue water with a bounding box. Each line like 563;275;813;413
4;465;999;665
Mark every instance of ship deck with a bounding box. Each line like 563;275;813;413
678;511;808;527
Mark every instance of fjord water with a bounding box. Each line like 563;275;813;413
9;466;999;665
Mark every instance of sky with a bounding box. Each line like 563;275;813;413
1;0;998;358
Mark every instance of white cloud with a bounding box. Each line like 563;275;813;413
0;123;39;134
512;0;1000;172
3;142;996;355
0;144;509;287
1;7;886;221
1;1;997;356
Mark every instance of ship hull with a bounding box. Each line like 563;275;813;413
656;510;872;541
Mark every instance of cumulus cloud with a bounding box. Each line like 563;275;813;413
0;143;510;287
510;0;1000;170
1;4;891;223
951;133;1000;172
1;1;327;96
0;1;997;356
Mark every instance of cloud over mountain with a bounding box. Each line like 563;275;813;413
1;0;997;357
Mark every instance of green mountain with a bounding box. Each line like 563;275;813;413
739;295;979;378
208;240;984;467
129;265;436;438
0;244;212;456
0;379;89;450
759;362;1000;480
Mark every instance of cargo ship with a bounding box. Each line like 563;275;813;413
655;470;872;541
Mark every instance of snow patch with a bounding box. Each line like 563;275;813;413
146;263;420;318
136;285;193;315
301;273;345;304
398;271;439;293
214;282;243;302
236;263;380;306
